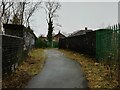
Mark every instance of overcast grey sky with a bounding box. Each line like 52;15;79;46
30;2;118;37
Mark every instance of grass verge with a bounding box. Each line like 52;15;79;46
59;49;119;88
2;49;46;88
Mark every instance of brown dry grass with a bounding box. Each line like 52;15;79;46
59;49;119;89
2;49;46;88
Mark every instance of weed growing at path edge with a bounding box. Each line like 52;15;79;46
59;49;119;89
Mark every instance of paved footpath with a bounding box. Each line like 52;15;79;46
26;49;88;88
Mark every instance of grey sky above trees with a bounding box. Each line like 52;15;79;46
30;1;118;37
0;1;118;36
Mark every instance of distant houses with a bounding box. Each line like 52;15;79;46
39;27;93;43
38;27;92;43
37;31;66;48
53;31;66;42
68;27;93;37
39;31;66;42
39;35;47;41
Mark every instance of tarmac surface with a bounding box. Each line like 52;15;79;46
26;49;88;88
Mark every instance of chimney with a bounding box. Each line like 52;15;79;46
58;30;60;34
85;27;87;30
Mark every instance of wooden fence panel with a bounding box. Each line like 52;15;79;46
59;29;119;63
2;35;24;76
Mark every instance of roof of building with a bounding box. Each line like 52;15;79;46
68;27;93;37
3;24;37;38
53;31;66;38
3;24;25;30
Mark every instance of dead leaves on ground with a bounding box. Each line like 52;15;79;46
2;71;31;88
60;49;119;88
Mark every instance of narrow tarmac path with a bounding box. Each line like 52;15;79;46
26;49;88;88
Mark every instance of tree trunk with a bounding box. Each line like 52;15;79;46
47;17;53;47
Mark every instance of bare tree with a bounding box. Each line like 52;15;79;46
24;2;42;27
0;1;13;20
44;0;61;46
0;1;42;33
11;1;42;27
11;2;28;25
0;1;14;33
